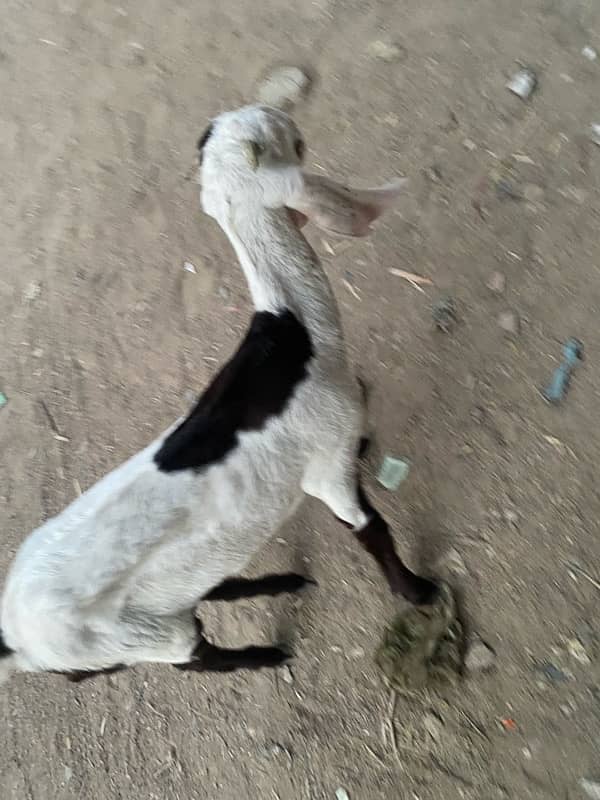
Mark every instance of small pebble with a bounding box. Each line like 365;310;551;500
581;778;600;800
183;261;197;274
367;39;406;63
486;271;506;294
462;138;477;151
349;646;365;660
498;310;520;336
506;68;537;101
465;637;496;672
582;45;598;61
592;124;600;146
257;66;311;111
23;281;42;302
281;665;294;684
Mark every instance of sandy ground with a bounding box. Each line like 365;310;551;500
2;0;600;798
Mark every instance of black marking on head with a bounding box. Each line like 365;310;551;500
155;309;313;473
196;123;214;161
0;629;13;659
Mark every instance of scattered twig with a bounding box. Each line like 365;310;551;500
565;561;600;592
39;399;70;442
457;707;490;742
364;744;387;768
342;279;361;301
389;269;433;292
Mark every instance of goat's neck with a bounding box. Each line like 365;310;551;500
223;204;344;350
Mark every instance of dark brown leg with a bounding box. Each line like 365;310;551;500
351;484;438;605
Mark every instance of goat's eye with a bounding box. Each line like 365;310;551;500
294;139;305;160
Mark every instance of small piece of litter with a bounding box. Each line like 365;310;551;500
506;68;537;100
580;778;600;800
582;46;598;61
541;338;583;404
183;261;197;274
389;268;433;292
377;456;410;491
335;789;351;800
498;310;520;336
486;271;506;294
367;39;406;63
592;124;600;146
501;717;517;731
465;638;496;673
257;66;311;111
0;392;7;408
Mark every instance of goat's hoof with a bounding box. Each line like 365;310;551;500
406;576;440;607
358;436;371;459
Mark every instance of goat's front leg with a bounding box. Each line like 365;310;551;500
304;459;438;606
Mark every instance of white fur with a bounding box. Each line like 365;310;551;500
0;105;404;679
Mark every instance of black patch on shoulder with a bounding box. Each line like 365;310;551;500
0;629;13;658
155;310;313;473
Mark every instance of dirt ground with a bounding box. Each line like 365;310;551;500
1;0;600;797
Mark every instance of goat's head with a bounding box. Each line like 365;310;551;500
198;104;406;236
197;105;305;222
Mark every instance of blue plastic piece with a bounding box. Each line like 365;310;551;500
542;338;583;404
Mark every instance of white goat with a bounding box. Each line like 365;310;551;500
0;105;437;684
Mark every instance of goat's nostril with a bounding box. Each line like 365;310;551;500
294;139;305;161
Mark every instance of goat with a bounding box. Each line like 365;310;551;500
0;105;438;685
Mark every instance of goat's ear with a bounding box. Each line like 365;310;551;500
289;173;407;237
